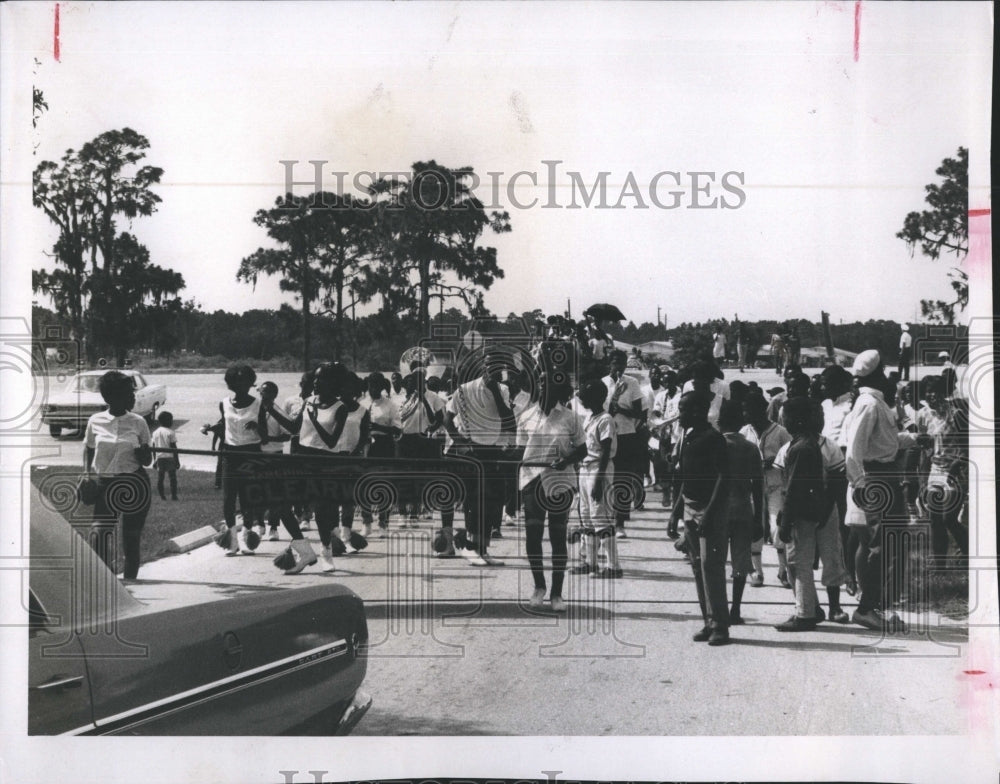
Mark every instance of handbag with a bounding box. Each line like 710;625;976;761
77;475;99;505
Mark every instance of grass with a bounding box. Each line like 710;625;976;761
32;465;226;572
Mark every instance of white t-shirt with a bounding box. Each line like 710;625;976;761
713;332;726;358
447;378;514;447
221;396;262;447
399;391;445;435
681;378;730;429
900;331;913;350
151;425;176;452
298;397;343;452
602;374;646;436
518;402;586;492
582;410;617;466
85;411;151;476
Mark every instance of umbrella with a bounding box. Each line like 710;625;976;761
583;303;626;322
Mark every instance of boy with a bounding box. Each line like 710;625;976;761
574;380;620;578
152;410;180;501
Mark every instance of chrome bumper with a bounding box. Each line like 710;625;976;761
334;690;372;735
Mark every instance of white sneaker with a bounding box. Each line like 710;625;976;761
320;545;336;572
459;547;488;566
362;522;373;539
481;552;505;566
529;588;546;608
225;528;240;557
503;513;516;525
300;517;312;530
550;596;566;613
254;524;266;540
267;527;280;542
237;526;257;554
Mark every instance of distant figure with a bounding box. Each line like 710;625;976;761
712;328;727;365
786;327;802;368
152;410;180;501
736;327;748;373
770;333;788;375
898;324;913;381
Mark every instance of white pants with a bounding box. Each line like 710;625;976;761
578;462;614;530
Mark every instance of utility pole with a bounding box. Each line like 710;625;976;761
657;306;661;326
566;298;571;319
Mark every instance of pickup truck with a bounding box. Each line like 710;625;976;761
41;370;167;438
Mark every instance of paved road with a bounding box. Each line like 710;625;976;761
132;503;973;736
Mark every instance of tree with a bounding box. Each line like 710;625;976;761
33;128;177;362
238;192;373;369
368;161;512;334
896;147;968;324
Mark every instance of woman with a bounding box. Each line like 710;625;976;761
518;371;587;612
360;372;400;538
82;370;153;581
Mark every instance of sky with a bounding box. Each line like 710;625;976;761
7;1;993;329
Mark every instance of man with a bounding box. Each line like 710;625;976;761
670;391;731;646
650;368;681;515
389;371;407;408
602;350;648;537
681;359;729;430
898;324;913;381
842;349;930;631
443;347;518;566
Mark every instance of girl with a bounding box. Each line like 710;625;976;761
360;372;401;538
573;379;620;579
82;371;153;580
151;410;180;501
217;363;268;556
396;370;445;526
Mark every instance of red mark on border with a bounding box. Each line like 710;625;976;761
853;1;862;62
53;4;60;62
968;208;991;218
965;670;987;675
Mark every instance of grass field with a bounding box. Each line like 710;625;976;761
32;465;225;571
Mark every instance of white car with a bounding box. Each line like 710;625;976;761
41;370;167;438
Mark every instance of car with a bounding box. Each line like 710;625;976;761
40;369;167;438
27;479;371;735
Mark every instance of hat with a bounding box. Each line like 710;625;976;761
938;350;950;359
901;323;909;331
851;349;881;378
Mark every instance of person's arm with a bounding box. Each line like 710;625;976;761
171;432;181;469
134;419;153;467
845;402;875;488
263;398;303;434
591;437;613;501
257;401;270;445
353;410;371;456
306;403;349;451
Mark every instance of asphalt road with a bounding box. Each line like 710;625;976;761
132;502;973;736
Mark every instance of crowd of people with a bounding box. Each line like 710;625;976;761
75;330;970;640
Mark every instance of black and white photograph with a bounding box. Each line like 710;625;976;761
0;1;995;782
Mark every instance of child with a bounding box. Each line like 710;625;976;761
152;410;180;500
772;396;829;631
573;380;621;578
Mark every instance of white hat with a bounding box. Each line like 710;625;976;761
901;323;909;331
852;349;881;378
938;350;950;359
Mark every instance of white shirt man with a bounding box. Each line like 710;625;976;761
602;372;646;435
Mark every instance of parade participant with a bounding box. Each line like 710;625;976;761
397;369;446;526
389;371;407;407
740;391;792;587
670;390;731;646
842;350;930;631
217;363;268;556
503;369;533;528
603;349;648;537
283;370;315;527
772;397;829;631
718;400;763;626
265;362;355;572
767;364;802;424
81;370;153;581
151;410;180;501
572;379;619;577
443;346;517;566
360;372;401;538
898;324;913;381
681;359;729;429
253;381;293;541
736;326;748;373
650;368;681;514
644;365;664;489
519;373;587;611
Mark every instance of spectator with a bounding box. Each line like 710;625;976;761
603;349;649;537
898;324;913;381
151;410;180;501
